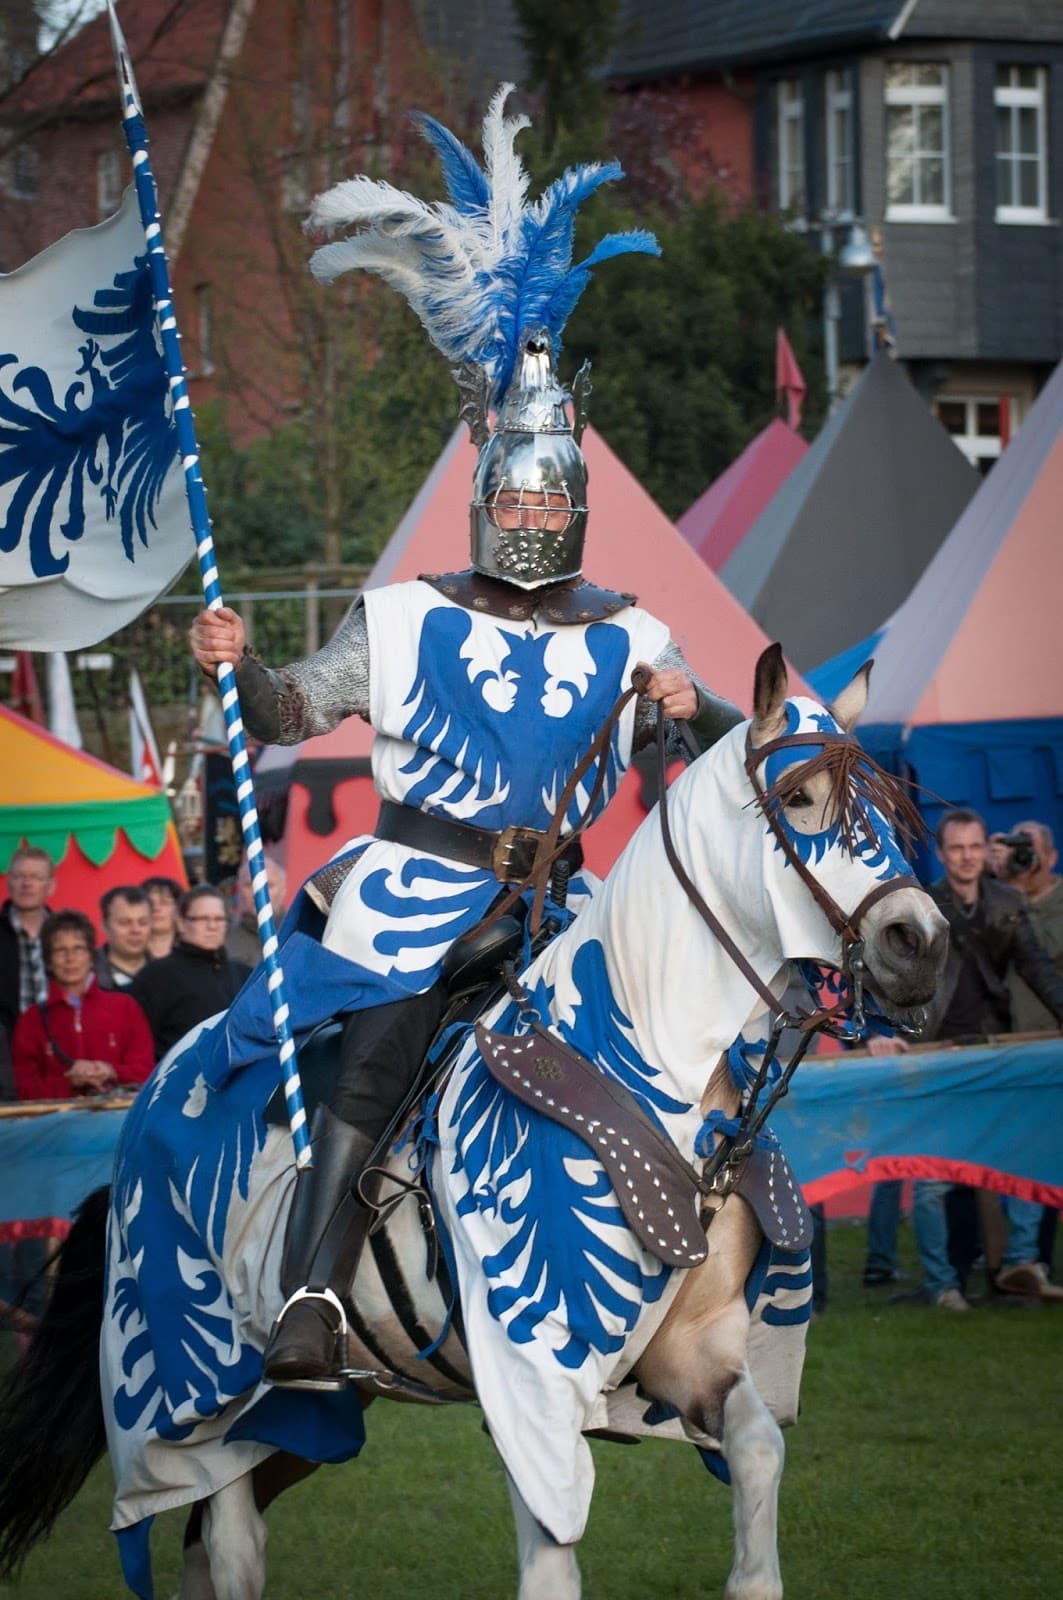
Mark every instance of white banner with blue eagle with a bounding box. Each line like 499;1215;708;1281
0;188;189;649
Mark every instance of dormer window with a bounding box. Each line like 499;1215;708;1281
885;63;951;221
995;66;1048;223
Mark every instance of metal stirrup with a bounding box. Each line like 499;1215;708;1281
275;1284;349;1335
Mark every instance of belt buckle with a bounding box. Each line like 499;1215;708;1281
492;825;543;882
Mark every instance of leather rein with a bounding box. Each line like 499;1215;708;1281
641;678;918;1035
473;667;919;1214
638;676;920;1200
480;666;916;1031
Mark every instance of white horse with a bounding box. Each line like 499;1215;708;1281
0;648;946;1600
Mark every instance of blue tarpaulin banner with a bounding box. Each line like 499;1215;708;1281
773;1034;1063;1207
0;1106;126;1240
1;1035;1061;1239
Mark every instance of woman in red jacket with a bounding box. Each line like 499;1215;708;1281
12;910;155;1100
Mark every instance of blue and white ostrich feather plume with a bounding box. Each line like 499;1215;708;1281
306;83;660;406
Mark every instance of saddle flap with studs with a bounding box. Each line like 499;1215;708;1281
476;1020;708;1268
733;1137;813;1252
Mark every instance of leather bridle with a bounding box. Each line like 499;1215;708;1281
742;727;920;1031
646;690;918;1036
641;686;922;1201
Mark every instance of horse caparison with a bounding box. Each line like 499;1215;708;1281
0;646;948;1600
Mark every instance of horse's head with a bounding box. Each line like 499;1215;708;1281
746;644;947;1017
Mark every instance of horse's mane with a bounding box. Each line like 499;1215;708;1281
757;738;927;860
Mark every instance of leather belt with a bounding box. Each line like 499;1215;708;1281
375;800;584;884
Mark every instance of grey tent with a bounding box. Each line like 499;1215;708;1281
720;351;979;672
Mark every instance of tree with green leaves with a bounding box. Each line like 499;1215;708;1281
559;193;827;520
513;0;621;154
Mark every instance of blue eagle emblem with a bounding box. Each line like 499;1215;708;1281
399;605;631;831
0;254;176;578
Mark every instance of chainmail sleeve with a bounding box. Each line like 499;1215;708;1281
633;639;744;759
233;599;371;745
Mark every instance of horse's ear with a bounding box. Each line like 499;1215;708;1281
751;643;789;741
831;659;873;733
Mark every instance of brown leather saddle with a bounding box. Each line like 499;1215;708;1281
476;1019;813;1266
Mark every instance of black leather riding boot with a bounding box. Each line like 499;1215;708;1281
262;1105;377;1390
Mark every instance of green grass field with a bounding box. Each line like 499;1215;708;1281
2;1222;1059;1600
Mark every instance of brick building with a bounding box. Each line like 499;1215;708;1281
0;0;525;443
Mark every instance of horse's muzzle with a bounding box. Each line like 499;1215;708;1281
863;894;949;1008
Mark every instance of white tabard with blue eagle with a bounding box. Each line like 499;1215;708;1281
319;579;671;987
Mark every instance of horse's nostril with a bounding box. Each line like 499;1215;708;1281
883;920;922;962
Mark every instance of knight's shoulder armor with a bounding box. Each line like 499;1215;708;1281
419;569;637;625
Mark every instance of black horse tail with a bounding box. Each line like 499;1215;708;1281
0;1186;110;1577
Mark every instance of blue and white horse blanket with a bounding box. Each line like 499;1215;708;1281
102;887;810;1594
101;956;810;1594
103;687;904;1595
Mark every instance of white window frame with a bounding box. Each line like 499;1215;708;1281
995;66;1048;223
825;69;855;218
885;63;952;221
934;395;1008;470
777;79;805;213
3;141;39;200
96;149;122;219
193;284;216;378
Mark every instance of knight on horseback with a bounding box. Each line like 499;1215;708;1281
190;87;742;1392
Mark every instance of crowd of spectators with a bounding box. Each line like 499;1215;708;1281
858;807;1063;1310
2;808;1061;1320
0;848;282;1333
0;847;283;1104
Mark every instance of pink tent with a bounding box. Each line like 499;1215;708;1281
860;357;1063;727
260;425;797;884
677;419;808;572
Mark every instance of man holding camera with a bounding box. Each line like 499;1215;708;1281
988;822;1063;1032
864;807;1063;1306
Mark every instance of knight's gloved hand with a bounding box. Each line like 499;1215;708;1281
190;606;246;676
634;662;697;721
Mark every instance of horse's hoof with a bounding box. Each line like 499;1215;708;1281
724;1579;783;1600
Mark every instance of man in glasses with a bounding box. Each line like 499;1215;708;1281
131;885;251;1062
0;847;56;1053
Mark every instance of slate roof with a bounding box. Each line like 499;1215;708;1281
608;1;1063;81
413;0;527;96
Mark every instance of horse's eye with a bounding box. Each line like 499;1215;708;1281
786;788;814;809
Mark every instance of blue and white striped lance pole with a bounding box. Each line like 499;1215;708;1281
106;2;312;1168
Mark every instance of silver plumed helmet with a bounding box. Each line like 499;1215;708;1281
469;330;590;589
306;88;659;587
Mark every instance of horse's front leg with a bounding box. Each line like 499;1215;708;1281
721;1370;784;1600
504;1467;582;1600
635;1195;784;1600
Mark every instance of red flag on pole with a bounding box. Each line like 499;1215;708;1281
775;327;806;431
129;668;164;787
10;652;44;724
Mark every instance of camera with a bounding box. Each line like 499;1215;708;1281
1000;830;1037;876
